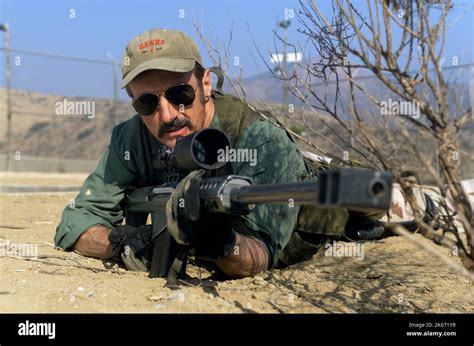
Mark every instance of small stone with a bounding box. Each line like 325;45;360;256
366;271;383;279
148;295;165;302
253;276;266;285
77;287;84;292
69;295;76;303
271;273;283;281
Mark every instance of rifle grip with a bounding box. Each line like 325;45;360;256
149;230;186;278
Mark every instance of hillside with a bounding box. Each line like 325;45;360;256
0;89;134;161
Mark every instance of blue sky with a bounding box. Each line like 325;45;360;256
0;0;472;100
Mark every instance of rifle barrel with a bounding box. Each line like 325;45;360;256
230;181;317;204
229;169;392;210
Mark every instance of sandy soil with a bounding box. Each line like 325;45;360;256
0;189;472;313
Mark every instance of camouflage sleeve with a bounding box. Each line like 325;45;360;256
231;120;308;268
54;127;138;250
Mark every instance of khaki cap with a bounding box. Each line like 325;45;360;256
121;28;203;88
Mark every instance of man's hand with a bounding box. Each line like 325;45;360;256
108;225;153;272
165;169;236;260
165;169;269;277
165;169;205;245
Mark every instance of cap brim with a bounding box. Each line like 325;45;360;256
121;58;196;88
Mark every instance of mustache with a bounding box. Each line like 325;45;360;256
158;117;192;137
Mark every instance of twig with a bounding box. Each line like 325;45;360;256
268;298;286;314
5;255;110;273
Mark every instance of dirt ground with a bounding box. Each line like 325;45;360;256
0;175;473;313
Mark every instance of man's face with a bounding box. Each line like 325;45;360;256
128;69;210;147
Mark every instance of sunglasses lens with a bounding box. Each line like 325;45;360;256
166;84;195;107
133;94;159;116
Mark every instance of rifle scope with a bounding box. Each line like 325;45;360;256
173;128;230;171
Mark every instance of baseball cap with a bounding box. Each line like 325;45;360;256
121;28;203;88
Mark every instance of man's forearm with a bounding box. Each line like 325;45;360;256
75;225;269;277
74;225;113;259
216;233;269;278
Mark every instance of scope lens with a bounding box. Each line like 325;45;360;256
193;139;207;164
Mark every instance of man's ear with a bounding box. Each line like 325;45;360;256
202;69;212;100
126;84;134;98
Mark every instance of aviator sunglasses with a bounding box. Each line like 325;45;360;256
131;83;196;116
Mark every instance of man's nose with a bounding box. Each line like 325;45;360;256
156;94;174;124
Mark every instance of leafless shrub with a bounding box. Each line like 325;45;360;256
193;0;473;277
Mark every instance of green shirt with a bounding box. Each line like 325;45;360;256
54;113;308;268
